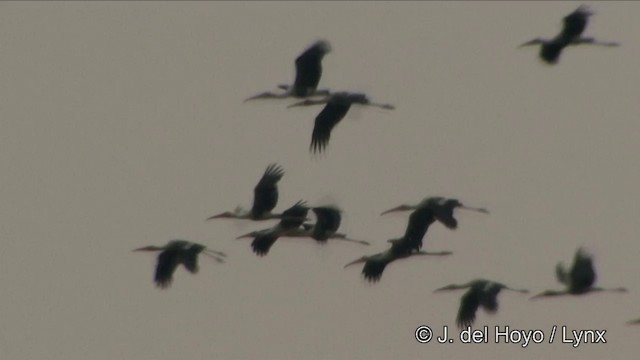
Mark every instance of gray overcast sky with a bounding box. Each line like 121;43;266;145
1;2;639;359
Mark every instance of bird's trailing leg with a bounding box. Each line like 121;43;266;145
413;250;453;256
458;205;490;214
574;37;620;47
244;91;289;102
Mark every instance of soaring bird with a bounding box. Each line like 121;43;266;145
288;206;370;245
377;197;488;256
520;5;618;64
434;279;528;328
244;40;332;101
344;228;451;283
236;201;309;256
530;247;627;299
207;163;287;221
133;240;226;288
288;92;395;154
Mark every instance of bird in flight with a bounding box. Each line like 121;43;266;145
288;92;394;154
434;279;528;328
133;240;226;289
530;247;627;299
244;40;332;101
344;207;452;283
236;201;310;256
207;163;290;221
520;5;618;64
381;196;488;250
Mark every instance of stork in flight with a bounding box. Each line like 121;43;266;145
380;196;489;246
434;279;528;328
520;5;619;64
530;247;627;299
236;201;309;256
344;209;451;282
133;240;226;288
288;92;395;154
207;163;289;221
244;40;332;101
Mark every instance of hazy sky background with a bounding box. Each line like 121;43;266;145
1;2;639;359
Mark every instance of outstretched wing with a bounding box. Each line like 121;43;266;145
456;288;481;328
154;250;181;288
251;163;284;218
251;233;279;257
311;206;341;241
279;200;309;229
402;207;435;251
561;5;591;41
310;99;351;154
292;40;331;97
569;248;596;292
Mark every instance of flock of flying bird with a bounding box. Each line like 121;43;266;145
134;5;640;328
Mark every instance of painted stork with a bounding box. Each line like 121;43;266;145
530;247;627;299
344;210;452;283
207;163;287;221
434;279;528;328
236;201;309;256
244;40;332;101
520;5;618;64
283;206;370;245
288;92;395;154
381;196;488;231
133;240;226;288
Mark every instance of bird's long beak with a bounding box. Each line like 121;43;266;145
344;257;367;268
458;205;490;214
132;246;158;252
344;238;371;245
380;204;412;215
519;38;543;47
206;212;227;220
235;232;254;239
370;102;395;110
433;284;460;293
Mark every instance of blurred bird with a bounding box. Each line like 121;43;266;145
520;5;618;64
236;201;309;256
245;40;332;101
207;163;289;221
531;247;627;299
434;279;528;328
288;92;394;154
381;196;488;250
133;240;226;289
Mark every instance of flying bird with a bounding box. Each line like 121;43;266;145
344;232;451;283
287;206;370;245
434;279;528;328
288;92;395;154
381;196;488;242
244;40;332;101
236;201;309;256
530;247;627;299
207;163;287;221
520;5;619;64
133;240;226;288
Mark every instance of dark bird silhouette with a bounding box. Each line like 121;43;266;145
207;163;287;221
288;92;395;154
244;40;332;101
236;201;309;256
133;240;226;288
520;5;618;64
344;209;452;283
287;206;370;245
238;206;369;253
381;196;488;250
531;247;627;299
434;279;528;328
